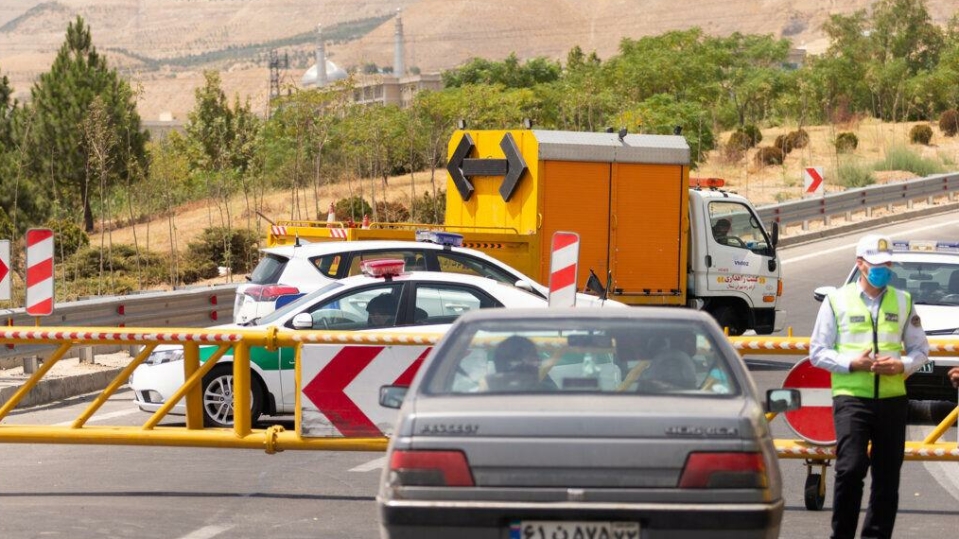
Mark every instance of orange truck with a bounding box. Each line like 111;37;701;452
266;128;784;335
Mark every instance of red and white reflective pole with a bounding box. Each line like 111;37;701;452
25;228;54;317
548;231;579;308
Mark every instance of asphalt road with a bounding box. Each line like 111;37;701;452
1;213;958;538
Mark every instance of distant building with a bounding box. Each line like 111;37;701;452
784;48;807;70
350;73;443;108
143;113;185;141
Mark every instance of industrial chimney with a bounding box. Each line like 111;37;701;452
315;24;327;87
393;8;405;77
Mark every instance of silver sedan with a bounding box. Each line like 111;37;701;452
377;307;798;539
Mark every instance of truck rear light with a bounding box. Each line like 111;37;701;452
678;452;767;489
244;285;301;301
388;449;474;487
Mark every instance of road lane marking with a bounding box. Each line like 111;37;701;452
782;218;959;265
350;456;386;472
176;525;235;539
53;409;139;426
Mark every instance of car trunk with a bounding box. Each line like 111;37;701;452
403;394;766;502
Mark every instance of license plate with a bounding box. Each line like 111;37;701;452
510;520;640;539
917;361;935;374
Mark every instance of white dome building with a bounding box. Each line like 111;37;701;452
301;59;347;88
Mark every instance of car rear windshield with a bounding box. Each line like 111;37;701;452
423;318;740;396
249;254;288;285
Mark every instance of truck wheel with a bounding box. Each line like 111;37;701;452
201;364;263;428
711;305;745;336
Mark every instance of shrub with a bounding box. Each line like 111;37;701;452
774;134;793;154
335;196;373;223
835;132;859;153
909;124;933;145
788;128;810;149
754;146;785;166
874;145;944;177
838;160;875;188
58;244;169;299
374;200;410;222
726;131;752;152
186;226;259;274
411;190;446;224
741;124;762;146
939;109;959;137
0;207;13;241
44;218;89;261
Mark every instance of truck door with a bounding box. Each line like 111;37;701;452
704;201;779;301
539;161;611;288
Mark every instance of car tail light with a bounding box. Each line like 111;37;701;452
388;450;474;487
244;285;300;301
678;452;767;488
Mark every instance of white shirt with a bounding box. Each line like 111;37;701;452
809;281;930;375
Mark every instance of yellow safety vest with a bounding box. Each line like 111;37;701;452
826;283;910;399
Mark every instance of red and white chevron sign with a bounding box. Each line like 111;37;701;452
0;240;10;301
548;231;579;307
300;344;432;437
25;228;54;316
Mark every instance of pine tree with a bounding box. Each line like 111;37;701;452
22;16;148;231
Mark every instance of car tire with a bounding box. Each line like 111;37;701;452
804;473;825;511
710;305;745;336
201;364;263;428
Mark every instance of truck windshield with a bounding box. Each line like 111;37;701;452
708;201;770;254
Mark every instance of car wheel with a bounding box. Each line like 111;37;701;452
202;364;263;428
710;305;745;336
804;473;826;511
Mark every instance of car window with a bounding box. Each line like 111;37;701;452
410;284;498;326
249;254;288;284
708;201;770;254
435;252;519;284
423;319;740;396
293;283;404;330
256;281;344;325
850;260;959;306
308;254;344;278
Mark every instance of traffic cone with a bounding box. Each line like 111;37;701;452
326;202;336;228
361;214;370;229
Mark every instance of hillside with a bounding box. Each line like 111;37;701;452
2;0;958;120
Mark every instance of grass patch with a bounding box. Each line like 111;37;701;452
873;145;945;177
838;160;876;188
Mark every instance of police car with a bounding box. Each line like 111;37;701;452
131;259;624;427
814;240;959;401
234;231;612;325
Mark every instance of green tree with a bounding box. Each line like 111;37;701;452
613;94;715;168
21;16;148;231
443;53;561;88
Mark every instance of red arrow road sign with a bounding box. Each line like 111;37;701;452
804;167;824;194
0;240;9;301
782;357;835;445
302;345;431;437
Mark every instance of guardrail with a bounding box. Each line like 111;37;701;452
755;172;959;229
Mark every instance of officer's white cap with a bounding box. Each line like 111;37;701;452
856;234;893;264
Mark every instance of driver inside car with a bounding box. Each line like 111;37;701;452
366;293;398;328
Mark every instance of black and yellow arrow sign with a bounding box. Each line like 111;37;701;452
446;132;528;202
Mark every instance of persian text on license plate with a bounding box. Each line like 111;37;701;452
917;361;935;374
510;520;640;539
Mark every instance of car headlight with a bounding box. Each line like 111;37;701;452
145;349;184;366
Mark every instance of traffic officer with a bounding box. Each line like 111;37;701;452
810;233;929;539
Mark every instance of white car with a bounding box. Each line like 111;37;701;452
131;260;624;427
814;240;959;401
234;232;611;324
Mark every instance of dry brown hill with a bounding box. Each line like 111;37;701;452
2;0;958;120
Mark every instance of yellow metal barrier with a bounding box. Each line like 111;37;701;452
0;328;955;463
0;326;440;453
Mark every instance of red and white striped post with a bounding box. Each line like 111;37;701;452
548;231;580;308
0;239;10;301
25;228;54;317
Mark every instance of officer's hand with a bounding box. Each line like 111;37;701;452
949;367;959;388
872;356;904;376
849;350;876;372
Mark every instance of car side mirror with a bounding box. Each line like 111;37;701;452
765;388;801;413
813;286;836;303
771;222;779;247
292;312;313;329
379;385;408;409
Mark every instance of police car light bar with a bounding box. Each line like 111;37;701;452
891;240;959;253
360;259;406;278
415;230;464;247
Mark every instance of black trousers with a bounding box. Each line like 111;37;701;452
831;395;908;539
